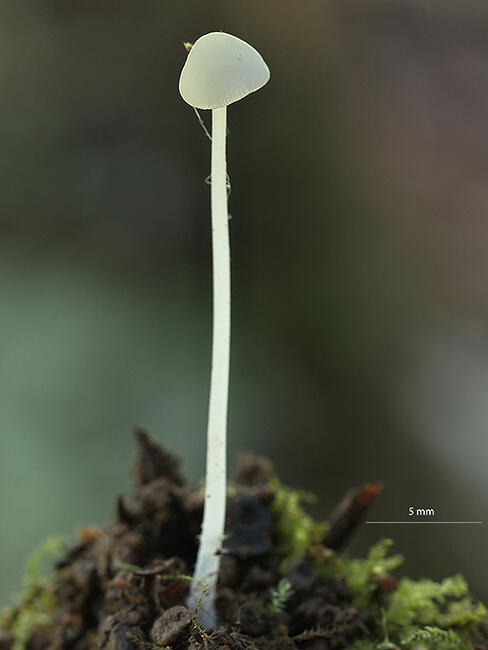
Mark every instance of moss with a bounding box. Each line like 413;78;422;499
332;538;404;607
0;536;64;650
2;466;487;649
268;577;295;616
268;475;329;561
269;478;488;648
385;574;488;648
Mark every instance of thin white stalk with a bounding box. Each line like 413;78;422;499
187;106;230;627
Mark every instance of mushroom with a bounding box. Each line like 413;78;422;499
179;32;270;627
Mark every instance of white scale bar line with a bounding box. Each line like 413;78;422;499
366;521;482;524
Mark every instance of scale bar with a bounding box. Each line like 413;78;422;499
366;521;482;524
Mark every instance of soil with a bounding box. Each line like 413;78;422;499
2;429;487;650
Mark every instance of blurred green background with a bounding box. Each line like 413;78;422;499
1;1;488;607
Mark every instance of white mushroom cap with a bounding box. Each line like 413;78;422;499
179;32;270;110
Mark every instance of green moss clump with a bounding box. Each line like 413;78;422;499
269;479;488;649
332;538;404;607
1;536;64;650
268;476;329;560
2;471;488;649
385;574;488;649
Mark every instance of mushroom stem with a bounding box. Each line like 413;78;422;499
187;106;230;626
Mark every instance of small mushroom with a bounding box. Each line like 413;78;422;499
179;32;270;109
179;32;269;628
